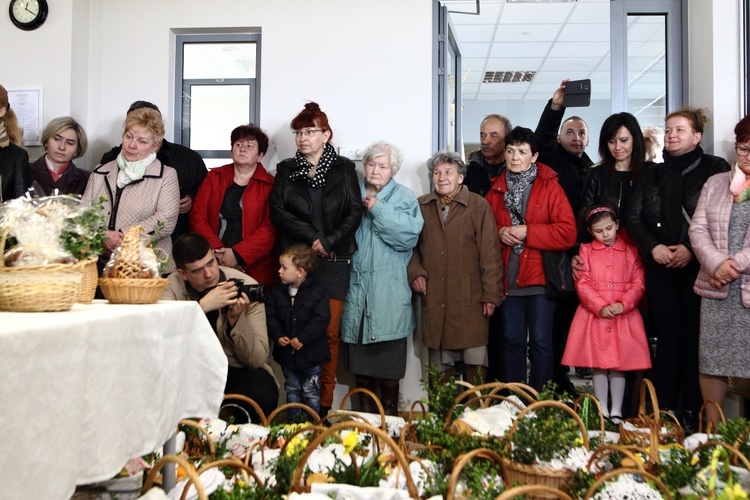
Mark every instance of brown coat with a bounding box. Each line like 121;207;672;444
407;186;504;350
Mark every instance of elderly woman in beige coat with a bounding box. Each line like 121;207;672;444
82;107;180;273
407;150;504;385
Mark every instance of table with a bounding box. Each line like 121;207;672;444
0;300;228;499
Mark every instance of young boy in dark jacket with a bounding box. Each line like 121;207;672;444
266;244;331;420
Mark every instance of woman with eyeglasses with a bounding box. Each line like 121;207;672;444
625;106;730;429
269;102;363;417
689;115;750;426
189;123;277;285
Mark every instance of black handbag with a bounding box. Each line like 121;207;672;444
541;249;575;299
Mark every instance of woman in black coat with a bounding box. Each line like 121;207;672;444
625;107;730;428
28;116;90;196
0;84;29;202
269;102;363;416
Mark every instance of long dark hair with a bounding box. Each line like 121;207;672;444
597;112;647;181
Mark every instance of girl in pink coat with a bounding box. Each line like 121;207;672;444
562;206;651;419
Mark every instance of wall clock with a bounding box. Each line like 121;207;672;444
9;0;48;31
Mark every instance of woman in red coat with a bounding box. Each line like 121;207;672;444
486;126;577;391
189;124;277;285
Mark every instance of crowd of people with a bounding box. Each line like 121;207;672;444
2;79;749;428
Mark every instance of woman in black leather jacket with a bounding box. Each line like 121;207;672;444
581;112;650;242
269;102;363;417
625;107;730;428
578;112;650;416
0;84;29;202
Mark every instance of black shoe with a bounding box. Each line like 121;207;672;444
554;378;579;398
680;410;698;435
318;405;331;420
575;368;593;380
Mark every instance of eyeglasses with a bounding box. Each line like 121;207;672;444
293;129;323;138
736;145;750;157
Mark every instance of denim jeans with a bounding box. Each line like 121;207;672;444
283;365;322;420
501;294;556;391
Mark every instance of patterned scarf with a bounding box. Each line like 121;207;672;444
504;164;537;254
438;184;463;206
289;143;337;188
0;122;9;148
116;150;156;189
730;163;750;203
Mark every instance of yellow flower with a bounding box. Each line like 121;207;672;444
691;455;700;466
285;435;309;456
725;483;749;499
575;437;584;446
343;429;360;454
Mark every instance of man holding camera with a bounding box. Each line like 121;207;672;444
535;79;595;396
161;232;279;420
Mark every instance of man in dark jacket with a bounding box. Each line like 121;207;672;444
535;80;594;215
535;80;596;396
464;114;512;197
99;101;207;241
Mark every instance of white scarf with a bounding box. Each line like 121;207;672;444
116;150;156;189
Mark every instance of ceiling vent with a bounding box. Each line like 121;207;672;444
505;0;577;3
483;71;535;83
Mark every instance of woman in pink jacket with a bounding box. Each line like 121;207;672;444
689;114;750;425
563;206;651;420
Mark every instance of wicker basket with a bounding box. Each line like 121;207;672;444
289;420;419;498
99;277;168;304
73;258;98;304
98;226;167;304
502;400;590;498
619;379;684;453
0;227;84;312
0;262;83;312
583;468;672;499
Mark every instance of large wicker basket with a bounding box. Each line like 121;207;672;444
0;262;83;312
619;378;684;453
502;400;590;499
0;228;84;312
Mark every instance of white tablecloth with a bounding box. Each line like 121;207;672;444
0;300;228;499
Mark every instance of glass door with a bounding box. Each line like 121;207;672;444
435;2;462;153
611;0;683;128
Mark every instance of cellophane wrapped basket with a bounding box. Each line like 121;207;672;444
99;226;167;304
0;228;84;312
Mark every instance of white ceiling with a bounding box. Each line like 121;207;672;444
443;0;666;109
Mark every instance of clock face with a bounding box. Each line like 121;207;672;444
9;0;48;30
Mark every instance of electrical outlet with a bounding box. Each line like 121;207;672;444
338;146;364;161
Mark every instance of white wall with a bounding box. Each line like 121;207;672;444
1;0;435;410
687;0;744;163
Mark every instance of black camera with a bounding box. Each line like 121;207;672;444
227;278;269;303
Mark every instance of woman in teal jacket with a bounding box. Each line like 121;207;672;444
341;141;424;416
